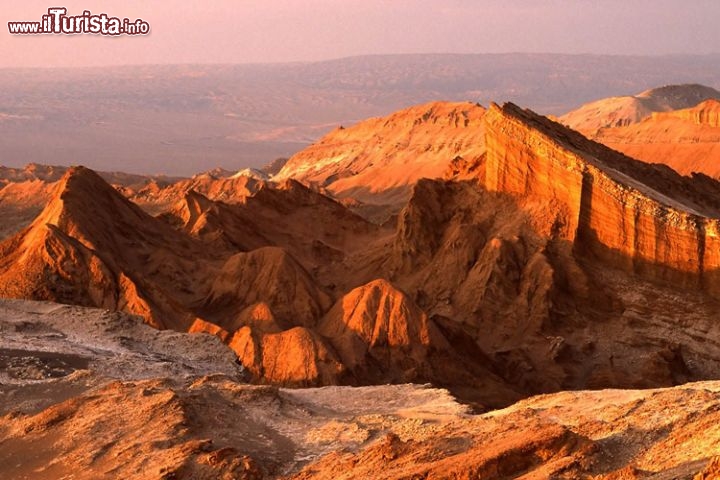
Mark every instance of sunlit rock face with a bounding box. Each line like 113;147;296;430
658;99;720;127
275;101;488;205
561;86;720;180
483;102;720;296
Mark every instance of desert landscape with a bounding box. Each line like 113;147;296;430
3;1;720;478
2;81;720;477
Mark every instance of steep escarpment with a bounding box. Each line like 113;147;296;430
179;100;720;398
392;178;559;320
384;178;581;393
659;98;720;127
6;99;720;407
483;102;720;296
372;104;720;396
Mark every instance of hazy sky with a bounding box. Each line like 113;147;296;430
2;0;719;67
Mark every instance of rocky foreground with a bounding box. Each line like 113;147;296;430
0;299;718;479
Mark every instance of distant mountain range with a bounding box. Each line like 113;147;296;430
2;53;720;175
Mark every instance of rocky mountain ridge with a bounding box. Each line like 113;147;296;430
2;98;720;410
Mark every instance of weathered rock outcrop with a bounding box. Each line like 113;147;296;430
0;179;57;239
203;246;331;330
484;102;720;296
0;167;214;329
233;302;283;333
6;97;720;407
228;325;344;386
188;317;230;342
160;189;270;252
318;279;447;375
163;179;378;272
125;171;264;215
381;106;720;397
387;178;571;393
0;167;439;391
0;163;181;240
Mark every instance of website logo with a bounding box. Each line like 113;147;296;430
8;7;150;36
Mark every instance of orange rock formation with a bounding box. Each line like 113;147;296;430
559;83;720;132
4;98;720;405
484;102;720;295
275;101;487;205
560;85;720;179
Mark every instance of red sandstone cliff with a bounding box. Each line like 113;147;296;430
483;102;720;296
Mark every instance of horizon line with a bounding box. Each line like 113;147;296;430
2;51;720;70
